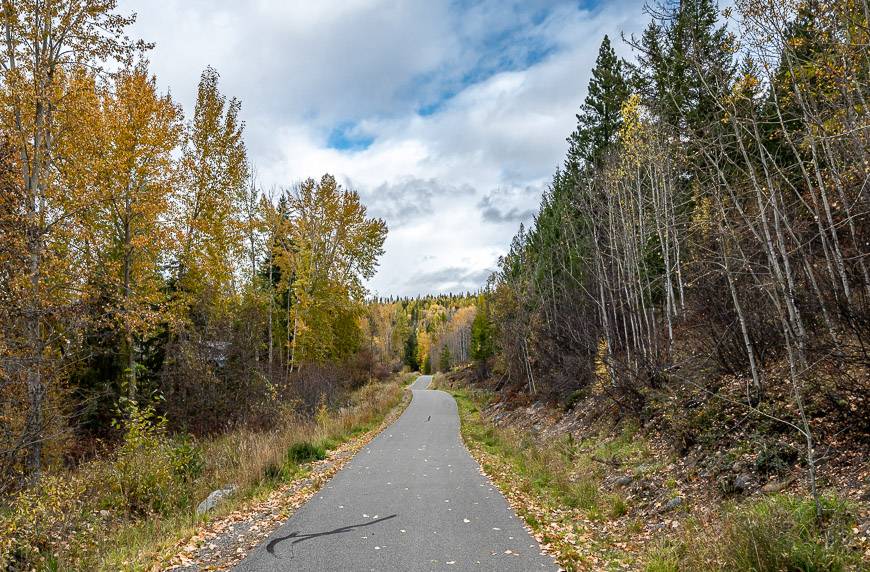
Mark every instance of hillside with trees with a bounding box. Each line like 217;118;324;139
486;0;867;486
444;0;869;569
365;293;478;375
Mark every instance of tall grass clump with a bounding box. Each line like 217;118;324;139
645;495;861;572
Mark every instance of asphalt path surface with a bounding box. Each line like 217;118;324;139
234;375;557;571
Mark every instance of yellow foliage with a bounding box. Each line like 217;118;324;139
173;66;250;304
618;93;647;166
276;175;388;364
0;474;92;569
64;65;182;339
417;329;432;369
594;338;610;389
690;184;713;239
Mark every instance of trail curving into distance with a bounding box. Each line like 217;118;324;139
234;375;556;571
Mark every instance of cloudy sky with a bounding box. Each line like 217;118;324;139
119;0;649;297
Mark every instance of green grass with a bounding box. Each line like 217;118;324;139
607;493;629;518
442;385;638;571
449;388;604;515
439;380;864;572
644;495;862;572
286;441;327;464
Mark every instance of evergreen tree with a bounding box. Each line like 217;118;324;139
439;344;452;372
470;305;494;366
403;329;419;371
638;0;733;134
565;35;629;177
675;0;733;133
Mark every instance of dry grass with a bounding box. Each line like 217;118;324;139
202;379;404;492
0;374;411;570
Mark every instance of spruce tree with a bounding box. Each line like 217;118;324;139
565;34;629;176
638;0;733;134
676;0;733;133
470;309;494;364
439;345;452;372
404;329;419;371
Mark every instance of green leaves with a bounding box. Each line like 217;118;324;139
276;175;388;364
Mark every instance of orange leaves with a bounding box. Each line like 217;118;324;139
65;65;183;342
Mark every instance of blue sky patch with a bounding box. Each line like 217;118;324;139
327;122;375;151
411;3;558;117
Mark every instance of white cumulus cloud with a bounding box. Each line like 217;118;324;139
119;0;649;296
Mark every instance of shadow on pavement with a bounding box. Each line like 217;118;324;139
266;514;398;556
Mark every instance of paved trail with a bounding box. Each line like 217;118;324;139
234;375;556;571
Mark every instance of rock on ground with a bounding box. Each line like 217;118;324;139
196;485;239;515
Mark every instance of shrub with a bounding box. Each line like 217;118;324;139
109;404;183;515
563;389;586;411
754;440;799;476
287;442;326;464
169;435;205;481
0;475;91;569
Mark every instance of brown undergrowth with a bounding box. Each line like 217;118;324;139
435;368;868;571
0;373;415;571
